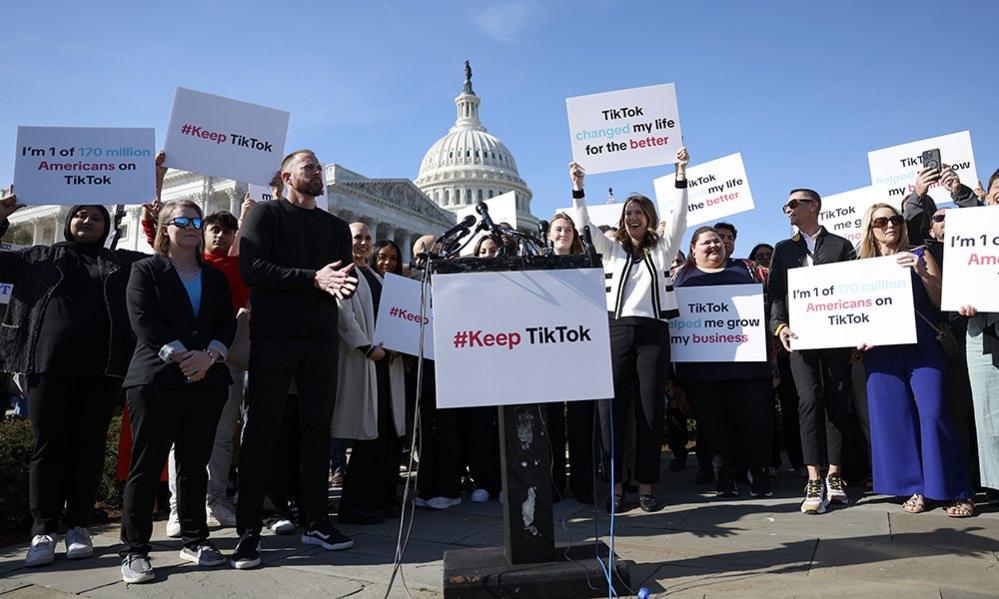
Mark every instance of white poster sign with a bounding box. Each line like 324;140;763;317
807;184;895;245
0;242;26;305
432;268;613;408
554;203;623;230
941;206;999;312
372;273;435;359
247;184;276;202
788;257;916;350
868;131;978;206
654;153;754;227
454;191;518;256
163;87;289;186
13;127;156;206
566;83;682;175
669;284;766;362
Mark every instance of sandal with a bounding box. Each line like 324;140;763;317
901;493;926;513
945;498;975;518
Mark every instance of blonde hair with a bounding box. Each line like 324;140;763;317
154;200;204;256
858;202;909;259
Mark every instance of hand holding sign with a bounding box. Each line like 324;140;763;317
569;161;585;191
0;186;26;222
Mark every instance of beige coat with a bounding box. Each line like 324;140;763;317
331;268;406;440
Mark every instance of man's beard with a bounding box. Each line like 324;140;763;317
295;178;325;197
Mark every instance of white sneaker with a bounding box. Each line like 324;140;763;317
207;501;237;527
25;534;56;567
427;496;461;510
470;488;490;503
270;519;295;535
166;510;182;538
65;527;94;559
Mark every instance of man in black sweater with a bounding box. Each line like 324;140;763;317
768;188;856;516
232;149;358;569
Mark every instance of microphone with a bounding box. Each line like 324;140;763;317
440;214;476;241
537;219;549;243
582;224;598;260
475;201;504;238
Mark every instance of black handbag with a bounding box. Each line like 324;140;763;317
916;311;961;358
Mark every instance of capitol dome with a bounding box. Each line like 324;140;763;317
414;62;534;224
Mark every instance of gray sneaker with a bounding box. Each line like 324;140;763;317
121;554;155;584
25;534;56;567
179;542;226;567
65;527;94;559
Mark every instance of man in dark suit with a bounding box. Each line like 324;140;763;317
768;188;856;515
232;149;358;569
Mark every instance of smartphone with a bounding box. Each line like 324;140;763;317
921;148;942;174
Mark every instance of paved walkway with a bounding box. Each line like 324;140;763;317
3;463;999;598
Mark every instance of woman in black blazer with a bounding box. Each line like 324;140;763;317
119;200;236;584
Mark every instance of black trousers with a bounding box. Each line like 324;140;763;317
683;379;774;474
604;320;669;485
121;382;226;554
27;374;120;536
773;351;804;469
459;407;501;495
542;403;567;496
266;395;301;521
566;400;595;496
416;363;463;500
789;348;853;467
341;362;403;515
237;337;339;534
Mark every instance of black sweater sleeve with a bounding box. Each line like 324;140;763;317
768;244;788;334
239;204;318;290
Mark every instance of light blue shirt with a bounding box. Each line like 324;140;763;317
180;271;202;318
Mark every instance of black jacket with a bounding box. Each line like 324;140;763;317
0;219;144;377
767;227;856;335
902;184;982;245
123;255;236;388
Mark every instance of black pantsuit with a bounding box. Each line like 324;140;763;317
789;348;853;466
459;407;502;495
28;374;120;536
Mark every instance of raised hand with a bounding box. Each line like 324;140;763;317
568;162;585;191
0;185;26;222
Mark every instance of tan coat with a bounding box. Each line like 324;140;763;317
331;268;406;440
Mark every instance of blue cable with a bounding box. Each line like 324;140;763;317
592;402;618;598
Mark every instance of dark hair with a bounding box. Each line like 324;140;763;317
613;194;659;253
788;188;822;209
280;149;316;170
685;226;720;264
748;243;773;261
369;240;403;276
988;168;999;193
473;234;501;257
714;222;737;238
204;211;238;233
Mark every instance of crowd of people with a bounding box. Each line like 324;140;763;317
1;145;997;585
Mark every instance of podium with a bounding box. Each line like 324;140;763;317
430;254;631;598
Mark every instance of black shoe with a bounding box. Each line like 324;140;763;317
715;474;738;498
302;520;354;550
337;508;385;526
668;454;688;472
694;467;714;484
639;494;661;512
230;532;261;570
605;494;626;514
750;469;773;498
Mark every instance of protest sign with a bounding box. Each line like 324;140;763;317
566;83;682;175
554;202;623;230
804;184;895;245
669;284;766;362
787;256;916;350
13;127;156;206
163;87;289;186
432;268;613;409
868;131;978;206
654;153;754;227
247;184;275;202
0;241;26;305
455;190;518;256
941;205;999;312
373;273;435;359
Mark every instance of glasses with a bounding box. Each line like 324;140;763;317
931;214;946;223
168;217;203;230
783;198;813;211
870;215;904;229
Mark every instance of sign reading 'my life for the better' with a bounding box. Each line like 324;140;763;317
787;256;916;351
566;83;682;175
163;87;290;186
868;131;978;207
372;273;435;360
941;205;999;312
668;284;767;362
654;153;754;227
432;268;613;409
13;127;156;206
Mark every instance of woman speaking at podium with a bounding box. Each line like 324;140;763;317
569;147;689;513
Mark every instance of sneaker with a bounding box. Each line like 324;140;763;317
470;488;490;503
749;469;773;498
715;477;738;498
426;496;462;510
207;501;237;527
65;527;94;559
25;534;56;567
270;519;295;535
179;541;226;567
825;473;849;505
230;532;261;570
301;520;354;551
165;509;182;538
121;553;155;583
800;480;828;515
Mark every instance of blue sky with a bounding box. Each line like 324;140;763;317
2;0;997;252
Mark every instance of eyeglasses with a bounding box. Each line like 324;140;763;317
931;214;946;223
782;198;813;211
870;215;905;229
168;217;204;230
